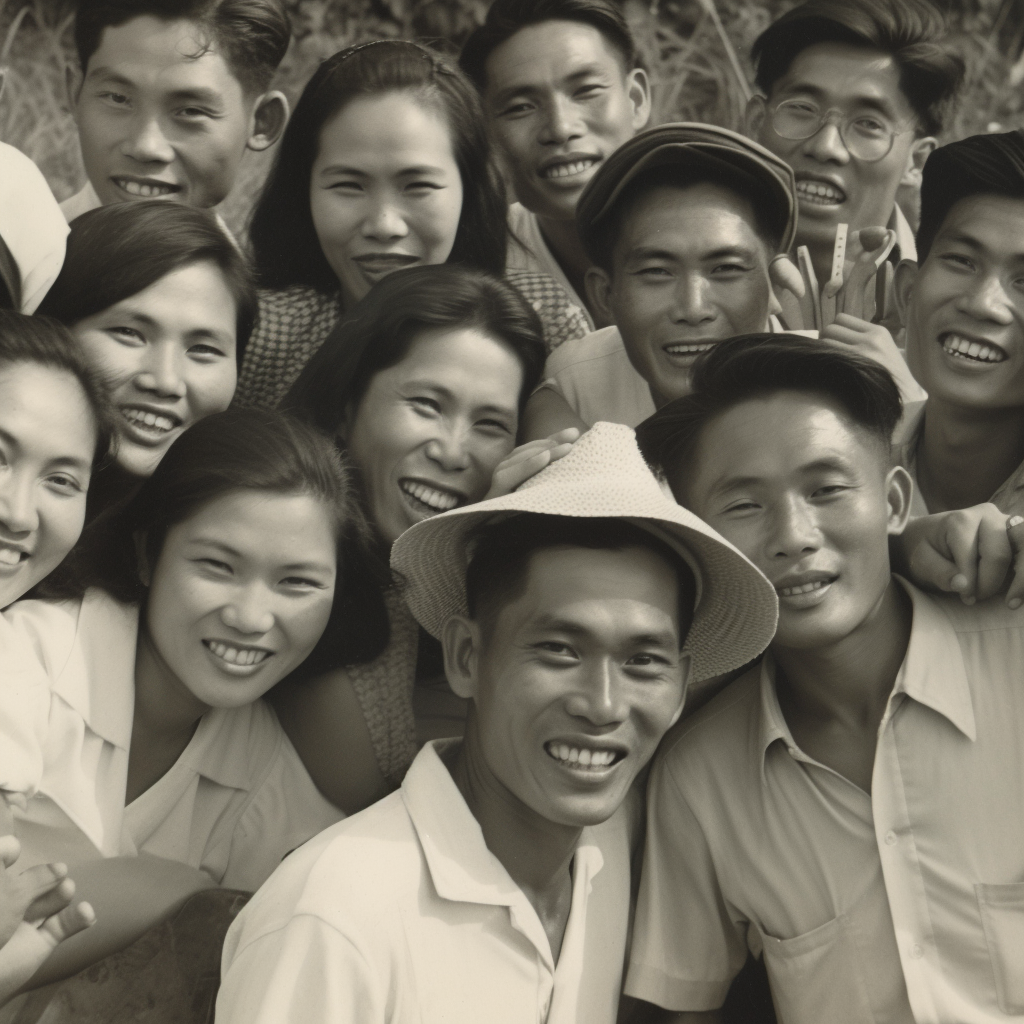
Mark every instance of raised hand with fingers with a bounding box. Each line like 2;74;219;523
484;428;580;500
821;313;925;403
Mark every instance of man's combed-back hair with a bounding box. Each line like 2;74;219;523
459;0;637;92
464;514;697;638
37;202;257;367
636;334;903;480
74;0;291;94
917;129;1024;262
0;309;117;467
42;407;390;672
250;40;508;292
751;0;964;137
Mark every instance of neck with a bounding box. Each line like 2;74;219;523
772;577;912;731
915;397;1024;512
448;727;579;950
535;214;597;320
132;627;209;750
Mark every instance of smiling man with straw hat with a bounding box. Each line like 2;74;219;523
216;421;776;1024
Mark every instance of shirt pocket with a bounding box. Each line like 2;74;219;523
976;881;1024;1014
760;913;875;1024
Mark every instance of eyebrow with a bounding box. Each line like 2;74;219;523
0;426;91;471
625;245;758;263
491;64;610;106
318;164;449;179
531;614;677;646
404;380;517;418
98;308;234;345
87;69;224;104
936;229;1024;261
188;537;334;573
711;456;856;493
781;82;899;118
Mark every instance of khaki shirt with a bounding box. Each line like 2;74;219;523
627;578;1024;1023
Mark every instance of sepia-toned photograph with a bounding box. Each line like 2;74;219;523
1;0;1023;1020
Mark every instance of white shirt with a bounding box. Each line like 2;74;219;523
2;590;342;890
0;143;68;313
627;578;1024;1023
217;739;636;1024
507;203;594;332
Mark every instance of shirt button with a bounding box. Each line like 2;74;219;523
885;831;897;846
911;944;924;959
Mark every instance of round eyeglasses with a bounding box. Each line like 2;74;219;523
770;99;909;163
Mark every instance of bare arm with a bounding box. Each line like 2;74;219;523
21;854;215;989
522;386;589;443
270;668;393;817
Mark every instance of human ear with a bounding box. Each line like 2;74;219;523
893;258;919;327
584;266;615;326
247;91;290;152
885;465;915;536
133;532;152;588
667;651;692;730
901;136;937;189
744;95;767;140
626;67;651;131
441;616;481;700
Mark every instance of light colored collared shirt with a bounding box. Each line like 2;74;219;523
217;738;635;1024
507;203;595;333
627;578;1024;1023
896;400;1024;518
2;590;342;890
538;319;816;430
0;143;68;313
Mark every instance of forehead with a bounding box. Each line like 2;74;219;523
0;363;96;461
929;193;1024;263
86;15;243;98
484;19;625;95
771;41;913;116
615;182;766;258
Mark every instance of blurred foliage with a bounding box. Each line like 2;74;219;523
2;0;1024;233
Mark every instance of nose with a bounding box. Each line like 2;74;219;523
120;115;175;166
220;584;276;636
135;344;187;400
537;94;585;147
564;659;630;727
424;424;472;473
361;196;409;242
670;274;716;326
956;272;1015;326
0;472;38;536
769;494;821;560
800;119;850;165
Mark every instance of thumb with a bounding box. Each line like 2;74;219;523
769;255;805;298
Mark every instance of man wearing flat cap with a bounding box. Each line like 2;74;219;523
524;123;921;441
215;421;778;1024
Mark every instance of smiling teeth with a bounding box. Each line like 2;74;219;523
796;180;844;204
666;342;715;355
400;481;459;513
123;408;177;432
546;743;618;768
117;180;176;198
942;334;1006;363
206;641;271;666
778;580;830;597
0;547;25;567
543;159;595;179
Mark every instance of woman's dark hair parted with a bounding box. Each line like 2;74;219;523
249;39;509;292
36;202;258;365
40;408;390;673
281;264;547;434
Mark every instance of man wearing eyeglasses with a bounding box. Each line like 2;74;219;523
746;0;964;293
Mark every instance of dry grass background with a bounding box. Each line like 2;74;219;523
2;0;1024;237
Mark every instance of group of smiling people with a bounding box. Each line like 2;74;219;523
1;0;1023;1020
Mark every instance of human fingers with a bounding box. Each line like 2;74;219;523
942;510;985;603
769;254;805;298
1006;516;1024;609
22;874;74;924
38;899;95;946
973;512;1015;600
486;448;558;499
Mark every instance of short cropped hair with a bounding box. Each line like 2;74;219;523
636;334;903;481
74;0;291;94
0;309;116;467
917;129;1024;262
464;514;697;639
459;0;637;92
588;163;783;272
751;0;964;137
37;202;257;367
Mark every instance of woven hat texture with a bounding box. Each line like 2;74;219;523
576;121;798;263
390;422;778;682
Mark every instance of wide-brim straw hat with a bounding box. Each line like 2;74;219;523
391;422;778;682
576;121;798;264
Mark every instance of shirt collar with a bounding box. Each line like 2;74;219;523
757;575;976;775
171;706;257;791
402;739;604;965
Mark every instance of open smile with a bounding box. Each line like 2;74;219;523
795;176;847;207
539;154;599;183
544;740;626;772
399;478;464;518
120;406;183;446
0;542;29;572
774;571;838;608
202;639;274;672
112;177;181;199
939;332;1008;365
664;340;718;361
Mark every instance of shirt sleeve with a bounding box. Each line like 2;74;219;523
217;913;384;1024
624;752;749;1012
